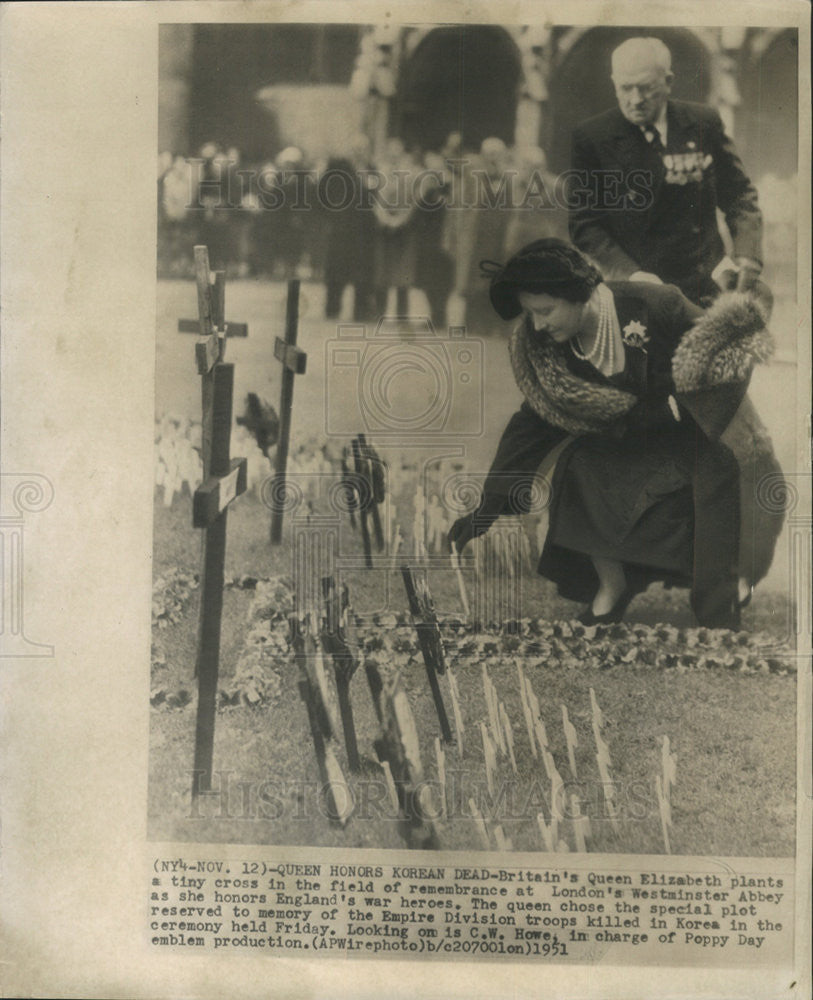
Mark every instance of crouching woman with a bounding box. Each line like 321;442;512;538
448;239;777;630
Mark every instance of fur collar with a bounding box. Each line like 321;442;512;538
671;292;773;392
509;315;637;435
509;291;773;435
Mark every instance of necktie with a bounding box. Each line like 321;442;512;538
643;125;664;153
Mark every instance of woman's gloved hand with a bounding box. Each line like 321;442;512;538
448;514;478;553
447;497;502;553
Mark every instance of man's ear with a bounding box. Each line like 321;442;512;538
664;72;675;90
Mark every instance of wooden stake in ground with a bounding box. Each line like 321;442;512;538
662;735;677;803
449;548;470;619
550;758;565;822
537;813;555;852
468;798;491;849
570;792;589;852
656;775;673;854
320;576;361;772
589;687;604;730
365;662;439;850
493;825;512;851
516;662;537;759
447;669;465;758
479;721;497;797
390;521;402;573
597;755;621;835
289;615;353;825
562;704;579;778
270;279;307;544
481;665;500;752
379;760;399;812
499;702;517;774
188;247;248;798
401;565;453;743
434;737;447;819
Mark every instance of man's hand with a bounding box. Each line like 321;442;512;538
734;256;763;293
629;270;663;284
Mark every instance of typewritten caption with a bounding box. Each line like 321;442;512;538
148;857;794;964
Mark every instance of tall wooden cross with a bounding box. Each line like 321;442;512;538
188;245;248;798
270;279;307;544
178;245;248;344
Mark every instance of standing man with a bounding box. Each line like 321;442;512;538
570;37;764;306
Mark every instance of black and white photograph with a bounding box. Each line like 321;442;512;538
1;3;810;997
151;20;800;855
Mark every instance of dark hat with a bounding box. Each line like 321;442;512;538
484;239;603;320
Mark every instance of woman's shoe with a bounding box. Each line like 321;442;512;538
739;583;754;609
578;589;635;626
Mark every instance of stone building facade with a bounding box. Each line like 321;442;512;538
159;24;798;179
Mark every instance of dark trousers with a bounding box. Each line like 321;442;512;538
374;286;409;318
325;281;375;322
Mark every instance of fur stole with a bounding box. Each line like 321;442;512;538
671;293;774;392
509;317;636;435
509;292;773;436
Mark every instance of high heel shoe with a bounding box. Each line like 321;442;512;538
578;589;635;626
739;583;754;610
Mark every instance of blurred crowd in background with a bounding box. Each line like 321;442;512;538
157;132;569;330
158;134;795;337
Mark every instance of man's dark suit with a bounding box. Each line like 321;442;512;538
570;100;763;305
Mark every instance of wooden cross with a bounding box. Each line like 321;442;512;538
270;279;307;544
178;245;247;353
348;434;385;567
190;247;248;798
401;565;453;744
359;433;386;550
562;703;579;778
320;576;361;772
365;663;439;850
339;449;358;531
289;615;353;825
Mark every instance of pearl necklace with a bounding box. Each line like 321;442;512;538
570;284;619;373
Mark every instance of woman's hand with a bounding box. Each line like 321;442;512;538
448;514;478;553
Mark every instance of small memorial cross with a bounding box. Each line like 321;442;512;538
401;565;453;744
320;576;361;772
289;615;353;825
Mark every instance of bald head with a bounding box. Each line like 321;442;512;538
611;37;673;127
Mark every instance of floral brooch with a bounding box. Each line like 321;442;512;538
622;320;649;349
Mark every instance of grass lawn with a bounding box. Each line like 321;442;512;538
148;489;796;858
